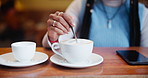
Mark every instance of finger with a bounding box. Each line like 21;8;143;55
52;20;69;34
50;26;65;35
49;13;70;32
61;13;75;27
55;11;61;16
47;19;68;33
56;11;64;16
48;11;60;18
47;19;53;26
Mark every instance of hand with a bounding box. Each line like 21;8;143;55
47;11;75;41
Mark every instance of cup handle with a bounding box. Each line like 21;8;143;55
51;42;63;57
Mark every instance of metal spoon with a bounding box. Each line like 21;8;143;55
69;25;78;43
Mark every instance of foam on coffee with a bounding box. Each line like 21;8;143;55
61;39;92;45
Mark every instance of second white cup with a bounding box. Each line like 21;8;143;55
11;41;36;62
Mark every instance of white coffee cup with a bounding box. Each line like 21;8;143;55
51;39;93;64
11;41;36;62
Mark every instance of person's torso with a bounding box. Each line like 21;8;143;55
88;0;144;47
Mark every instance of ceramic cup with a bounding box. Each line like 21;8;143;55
51;39;93;64
11;41;36;62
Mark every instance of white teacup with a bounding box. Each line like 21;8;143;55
51;39;93;64
11;41;36;62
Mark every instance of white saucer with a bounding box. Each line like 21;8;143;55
0;52;48;67
50;53;103;68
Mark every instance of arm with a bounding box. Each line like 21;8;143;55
141;6;148;47
42;0;85;48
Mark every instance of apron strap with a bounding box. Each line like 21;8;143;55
79;0;94;39
129;0;141;46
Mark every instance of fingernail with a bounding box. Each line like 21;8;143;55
72;23;76;26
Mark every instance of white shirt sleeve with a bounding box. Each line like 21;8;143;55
141;6;148;47
42;0;85;48
59;0;86;42
42;32;52;48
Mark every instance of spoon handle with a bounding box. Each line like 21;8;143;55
69;25;78;43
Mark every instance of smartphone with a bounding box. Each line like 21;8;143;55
116;50;148;65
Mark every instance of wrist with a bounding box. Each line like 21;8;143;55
49;39;58;44
47;36;58;44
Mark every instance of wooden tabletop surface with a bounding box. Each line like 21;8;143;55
0;47;147;78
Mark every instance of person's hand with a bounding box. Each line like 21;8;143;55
47;11;75;41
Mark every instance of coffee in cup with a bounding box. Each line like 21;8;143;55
11;41;36;62
51;39;93;64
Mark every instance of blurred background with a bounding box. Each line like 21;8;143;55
0;0;73;47
0;0;148;47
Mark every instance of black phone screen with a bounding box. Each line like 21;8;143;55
116;50;148;65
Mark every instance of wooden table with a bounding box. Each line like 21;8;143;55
0;47;147;78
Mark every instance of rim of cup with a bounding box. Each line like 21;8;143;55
60;39;93;45
11;41;36;47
